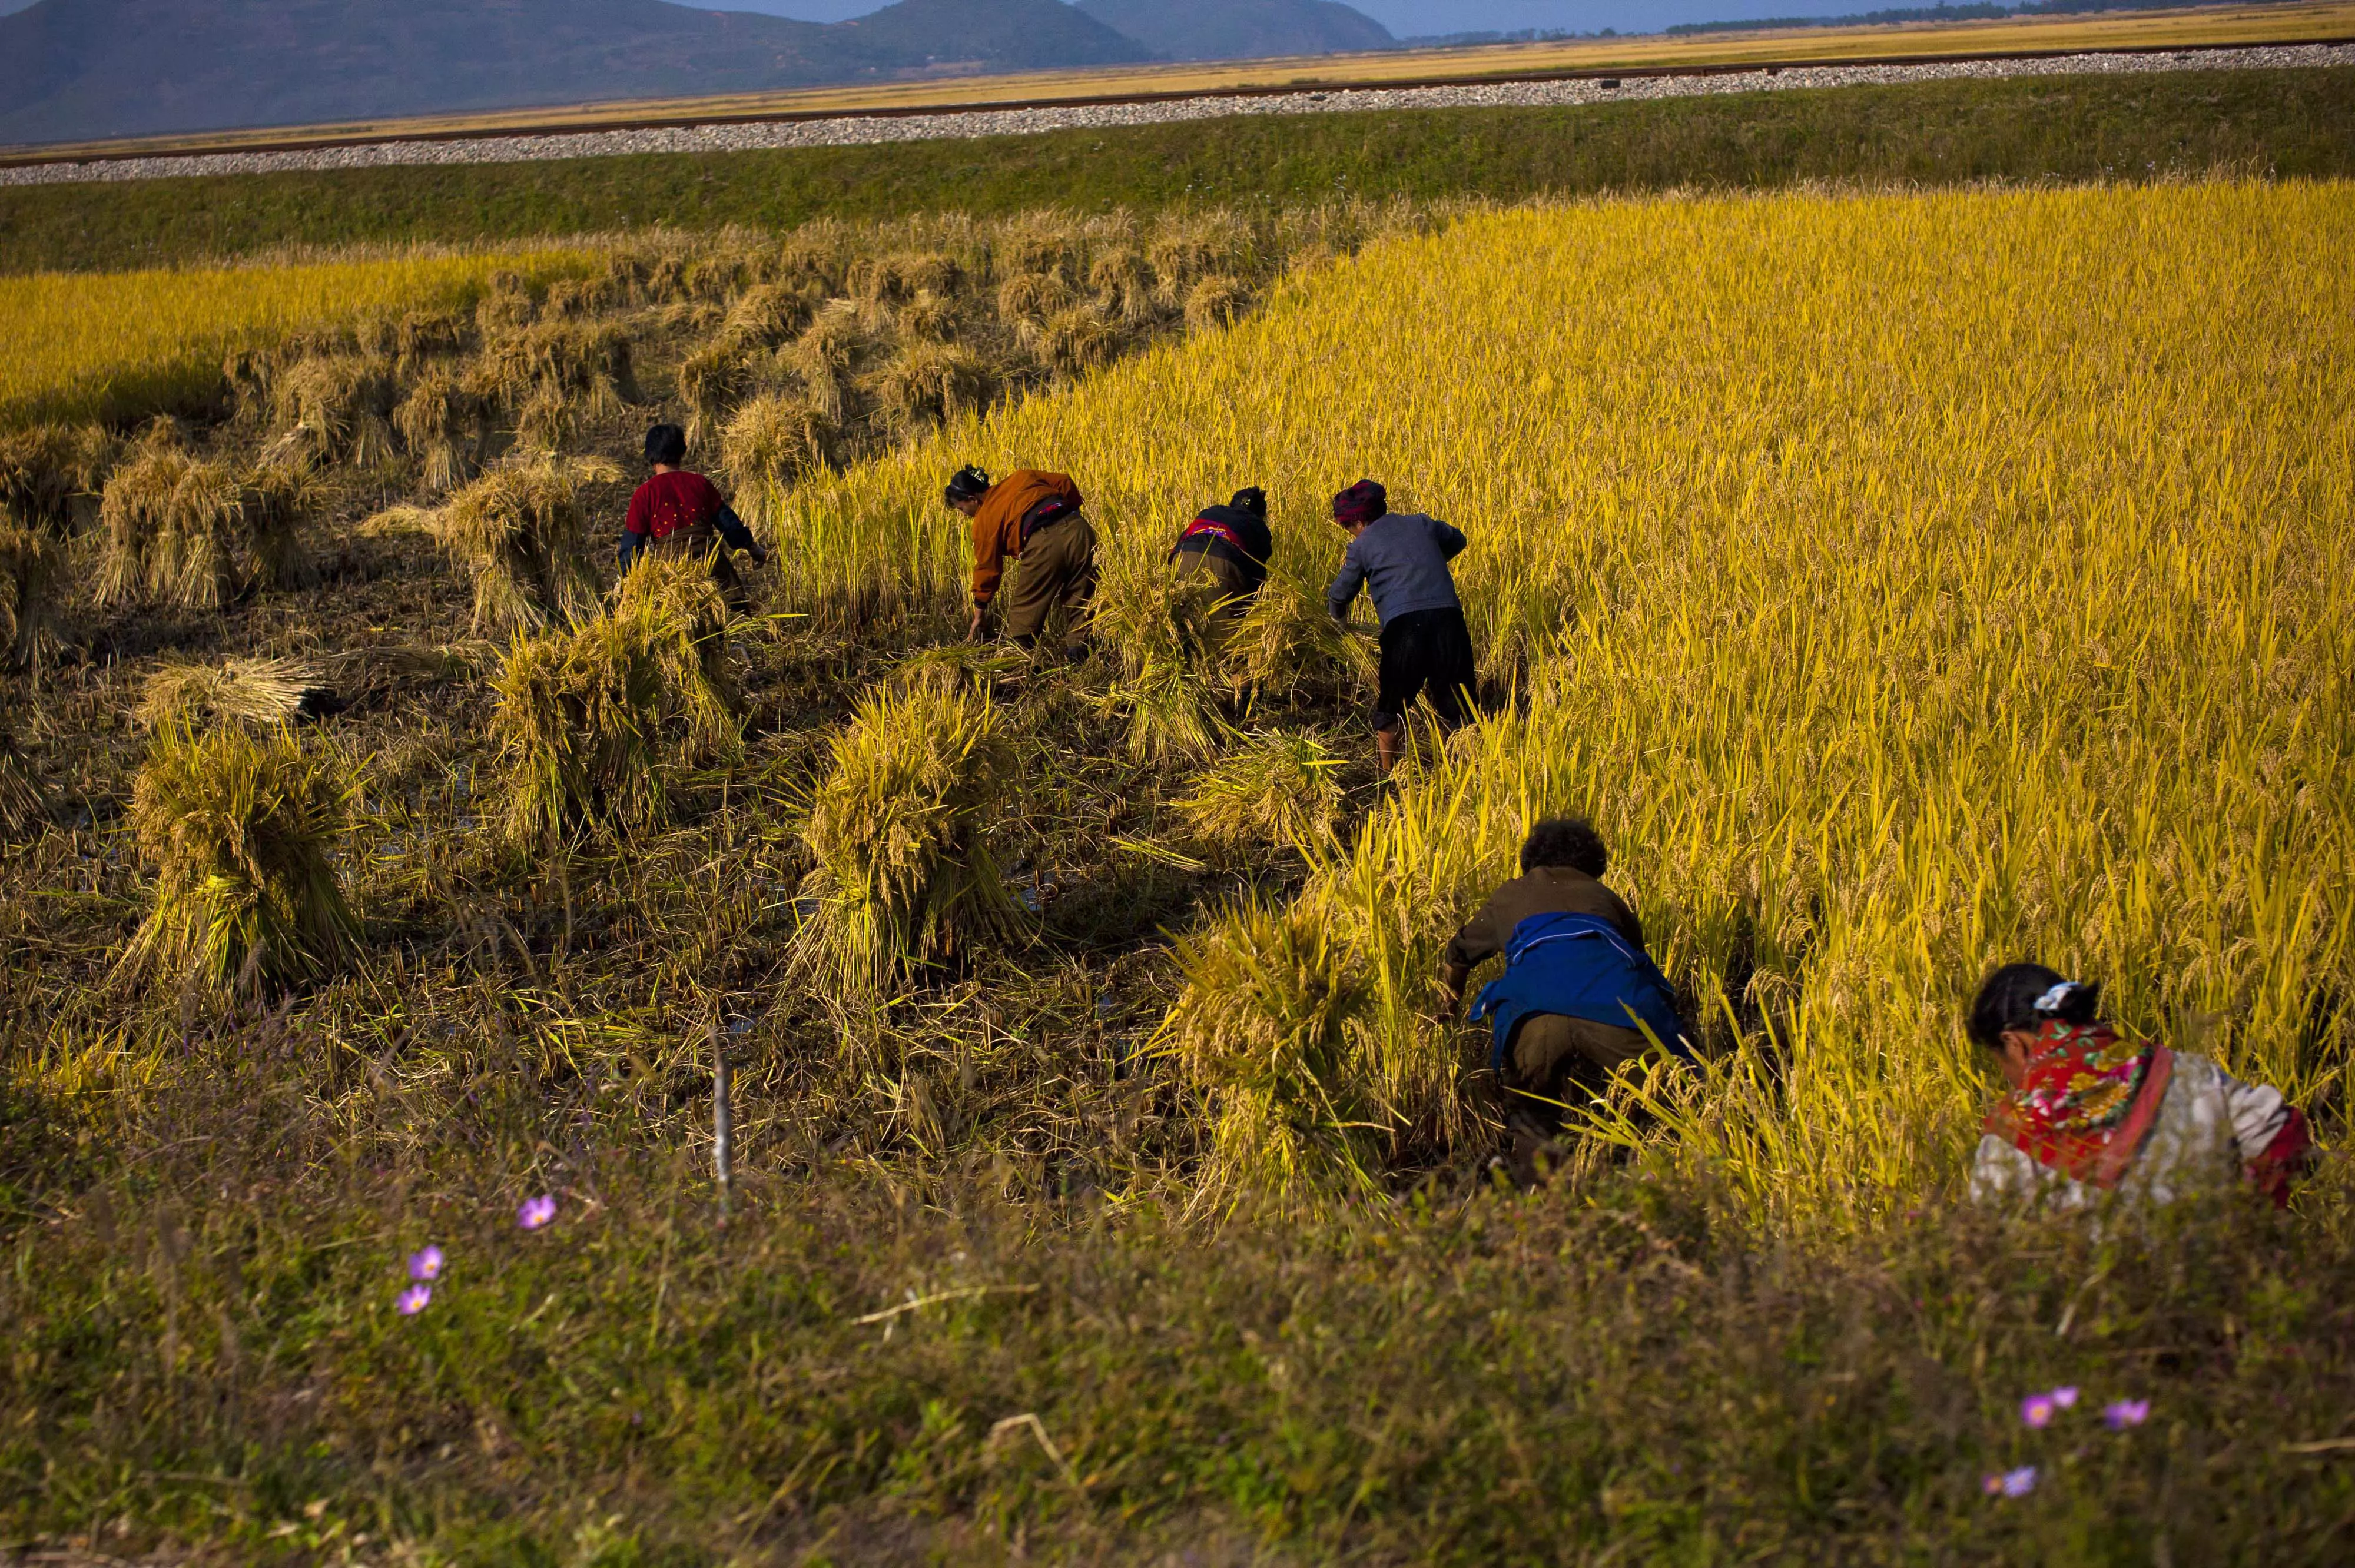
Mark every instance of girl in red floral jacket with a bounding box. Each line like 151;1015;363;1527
1968;962;2314;1210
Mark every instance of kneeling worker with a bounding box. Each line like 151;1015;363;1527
1326;479;1477;775
944;464;1094;659
1434;818;1691;1175
1170;485;1273;646
621;424;769;584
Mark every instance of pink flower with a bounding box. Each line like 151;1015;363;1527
2020;1393;2057;1429
397;1284;432;1315
2103;1399;2150;1430
2050;1386;2079;1409
408;1245;444;1282
1981;1472;2004;1496
517;1195;558;1231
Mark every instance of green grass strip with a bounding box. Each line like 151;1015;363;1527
1;67;2351;274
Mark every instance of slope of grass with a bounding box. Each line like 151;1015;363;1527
0;68;2348;273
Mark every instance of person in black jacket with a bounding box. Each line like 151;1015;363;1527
1170;486;1274;653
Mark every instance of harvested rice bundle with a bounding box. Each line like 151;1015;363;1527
786;310;864;423
1030;305;1122;382
394;369;489;492
896;290;961;343
543;275;623;320
489;554;742;849
1184;276;1252;332
1088;247;1158;325
430;454;613;636
477;321;641;426
1155;897;1378;1214
792;683;1023;994
237;459;324;591
271;354;398;468
868;342;991;434
96;447;246;610
854;250;965;305
136;656;326;730
996;214;1083;283
1090;529;1219;762
475;271;538;334
1173;732;1344;866
885;644;1026;699
682;252;744;303
721;281;822;350
718;394;829;517
1219;565;1372;706
124;722;360;998
0;724;42;835
675;339;764;446
1149;211;1255;305
0;513;65;672
390;306;472;366
996;271;1074;328
0;423;110;531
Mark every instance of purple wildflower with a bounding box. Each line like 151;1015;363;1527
517;1195;558;1231
397;1283;432;1315
2103;1399;2150;1431
407;1245;444;1282
2050;1386;2079;1410
2020;1393;2057;1429
2000;1466;2038;1498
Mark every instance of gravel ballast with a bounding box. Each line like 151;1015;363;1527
5;42;2350;188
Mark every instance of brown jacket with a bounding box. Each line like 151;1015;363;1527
970;470;1082;607
1444;866;1645;974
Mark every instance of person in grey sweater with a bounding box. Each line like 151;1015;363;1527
1326;479;1478;775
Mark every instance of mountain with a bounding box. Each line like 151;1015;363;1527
1074;0;1393;61
0;0;1153;147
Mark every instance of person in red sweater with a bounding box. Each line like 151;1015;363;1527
620;425;768;603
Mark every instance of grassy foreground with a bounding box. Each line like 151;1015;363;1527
0;68;2349;273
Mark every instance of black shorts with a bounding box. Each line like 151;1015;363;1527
1374;606;1477;731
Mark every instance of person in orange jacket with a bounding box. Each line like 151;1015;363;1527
943;464;1094;659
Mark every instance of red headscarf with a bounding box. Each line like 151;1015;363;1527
1983;1020;2173;1187
1331;479;1387;526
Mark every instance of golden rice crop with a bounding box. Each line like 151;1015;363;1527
96;446;248;610
123;722;360;998
270;353;397;468
1172;731;1344;866
0;516;65;672
2;248;592;427
774;180;2355;1229
718;394;829;514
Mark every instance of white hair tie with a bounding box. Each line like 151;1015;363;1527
2032;981;2079;1015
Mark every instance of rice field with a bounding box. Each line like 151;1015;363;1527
0;248;595;426
1;180;2351;1559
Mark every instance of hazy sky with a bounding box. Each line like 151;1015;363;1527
700;1;1862;37
0;1;1868;38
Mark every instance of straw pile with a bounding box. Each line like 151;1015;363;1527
429;454;615;636
124;722;360;997
792;683;1023;994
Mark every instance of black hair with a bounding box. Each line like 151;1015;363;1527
944;465;991;504
1229;486;1267;518
1967;962;2104;1049
644;423;688;467
1520;817;1607;878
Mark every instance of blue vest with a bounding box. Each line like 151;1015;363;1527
1468;911;1693;1069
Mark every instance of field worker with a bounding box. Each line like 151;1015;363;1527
1969;962;2315;1211
620;423;768;606
1326;479;1477;775
1170;485;1274;648
944;464;1095;660
1432;817;1691;1177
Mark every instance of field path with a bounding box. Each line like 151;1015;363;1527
5;41;2349;189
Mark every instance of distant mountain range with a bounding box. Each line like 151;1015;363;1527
0;0;1401;147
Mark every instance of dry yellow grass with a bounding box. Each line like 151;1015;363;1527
775;179;2355;1223
0;249;595;427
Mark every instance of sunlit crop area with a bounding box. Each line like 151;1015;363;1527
0;249;594;425
759;180;2355;1223
2;181;2351;1559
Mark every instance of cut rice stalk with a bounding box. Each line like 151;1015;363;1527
136;656;326;730
430;453;614;637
